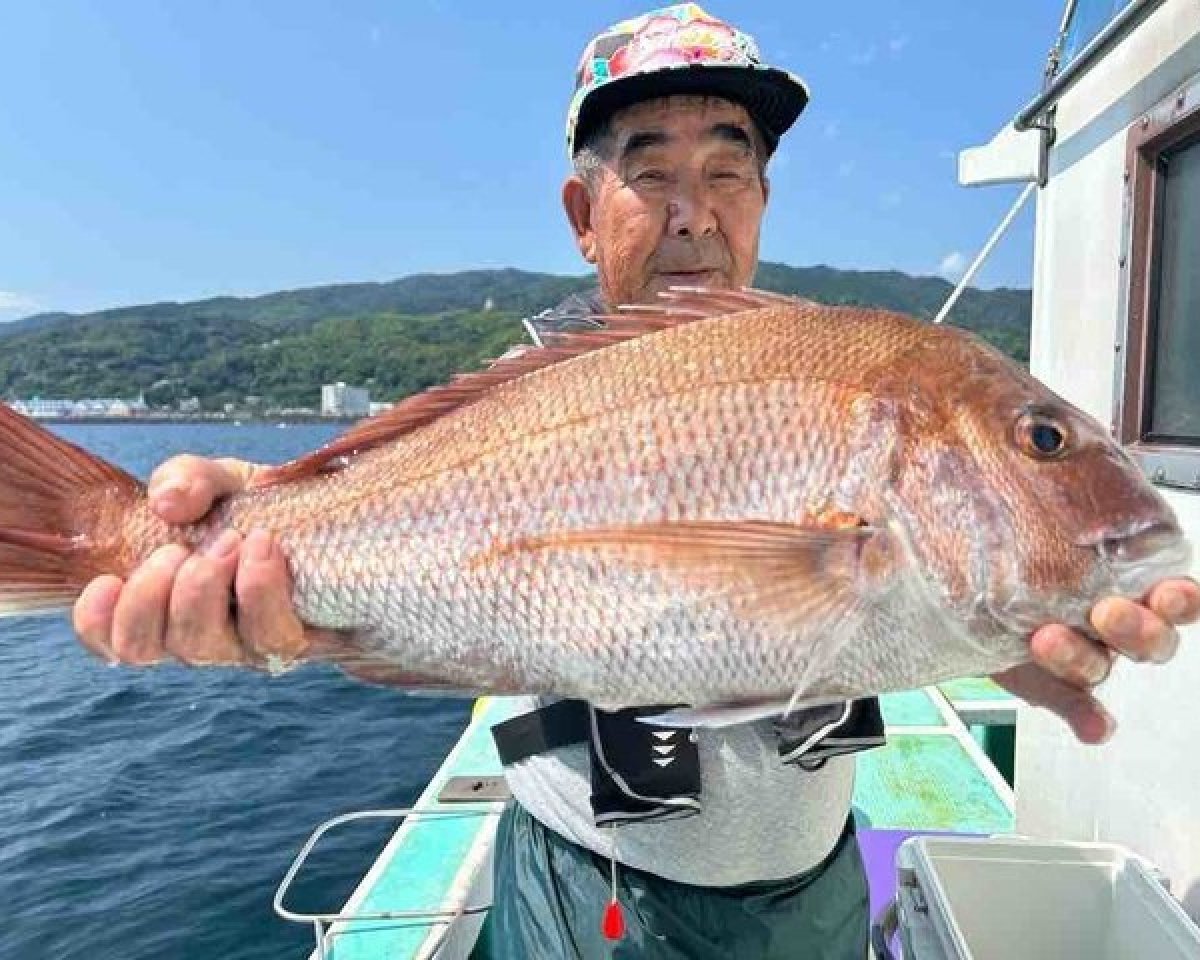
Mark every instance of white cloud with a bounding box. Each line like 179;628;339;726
850;45;878;66
822;121;840;140
369;26;382;45
939;252;967;278
889;35;910;55
0;291;37;312
837;159;855;177
880;190;903;209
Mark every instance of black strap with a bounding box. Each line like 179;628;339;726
777;698;886;769
587;705;702;823
491;698;592;765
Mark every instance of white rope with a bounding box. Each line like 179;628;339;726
521;317;545;348
933;181;1037;325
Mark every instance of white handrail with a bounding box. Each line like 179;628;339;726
933;182;1037;325
274;806;502;960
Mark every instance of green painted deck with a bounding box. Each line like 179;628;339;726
938;676;1009;702
937;676;1018;726
297;687;1016;959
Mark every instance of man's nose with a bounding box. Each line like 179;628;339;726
666;182;717;239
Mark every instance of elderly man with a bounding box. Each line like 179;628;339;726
73;6;1199;958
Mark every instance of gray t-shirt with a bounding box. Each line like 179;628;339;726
503;697;855;886
503;290;856;887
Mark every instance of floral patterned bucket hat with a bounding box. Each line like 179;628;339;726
566;4;809;158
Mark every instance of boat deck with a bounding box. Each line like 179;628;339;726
293;683;1016;959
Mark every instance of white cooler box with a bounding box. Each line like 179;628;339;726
873;836;1200;960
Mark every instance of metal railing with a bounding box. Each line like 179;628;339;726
274;806;502;960
1015;0;1172;131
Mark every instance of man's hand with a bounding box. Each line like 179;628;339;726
992;577;1200;744
72;456;312;671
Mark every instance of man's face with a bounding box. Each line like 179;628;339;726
563;96;769;307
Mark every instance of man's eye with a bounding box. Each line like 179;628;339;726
633;169;668;184
710;168;750;182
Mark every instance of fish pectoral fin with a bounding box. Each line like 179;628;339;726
494;519;901;632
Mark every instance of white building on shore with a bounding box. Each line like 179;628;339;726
321;382;370;417
8;395;148;418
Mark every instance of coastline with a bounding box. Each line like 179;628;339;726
33;413;364;425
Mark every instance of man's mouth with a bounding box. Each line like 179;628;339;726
655;268;721;284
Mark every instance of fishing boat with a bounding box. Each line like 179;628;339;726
274;1;1200;956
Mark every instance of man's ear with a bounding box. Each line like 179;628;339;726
562;175;598;265
761;173;770;207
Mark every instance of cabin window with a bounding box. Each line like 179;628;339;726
1145;135;1200;444
1120;81;1200;488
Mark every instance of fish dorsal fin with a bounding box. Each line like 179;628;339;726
641;285;805;318
252;287;801;488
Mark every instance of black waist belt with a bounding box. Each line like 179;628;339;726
492;699;593;766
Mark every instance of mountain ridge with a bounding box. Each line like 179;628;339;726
0;262;1030;411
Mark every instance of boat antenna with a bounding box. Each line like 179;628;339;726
1045;0;1081;89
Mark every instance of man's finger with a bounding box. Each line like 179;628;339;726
147;455;261;524
165;529;245;666
110;545;190;665
1028;623;1115;689
235;530;309;664
1142;577;1200;626
73;575;124;664
1088;597;1178;664
991;662;1116;745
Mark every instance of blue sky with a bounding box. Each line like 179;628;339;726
0;2;1063;320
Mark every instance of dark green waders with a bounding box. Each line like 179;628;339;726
475;802;869;960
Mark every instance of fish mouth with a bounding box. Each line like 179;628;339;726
1087;519;1193;593
1088;519;1184;563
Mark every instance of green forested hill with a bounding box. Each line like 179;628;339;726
0;263;1029;411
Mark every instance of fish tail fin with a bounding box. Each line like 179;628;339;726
0;404;142;616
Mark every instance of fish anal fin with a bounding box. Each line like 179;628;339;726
309;631;513;696
323;656;487;696
642;698;797;729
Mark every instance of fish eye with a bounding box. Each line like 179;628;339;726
1031;424;1064;454
1016;411;1069;460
